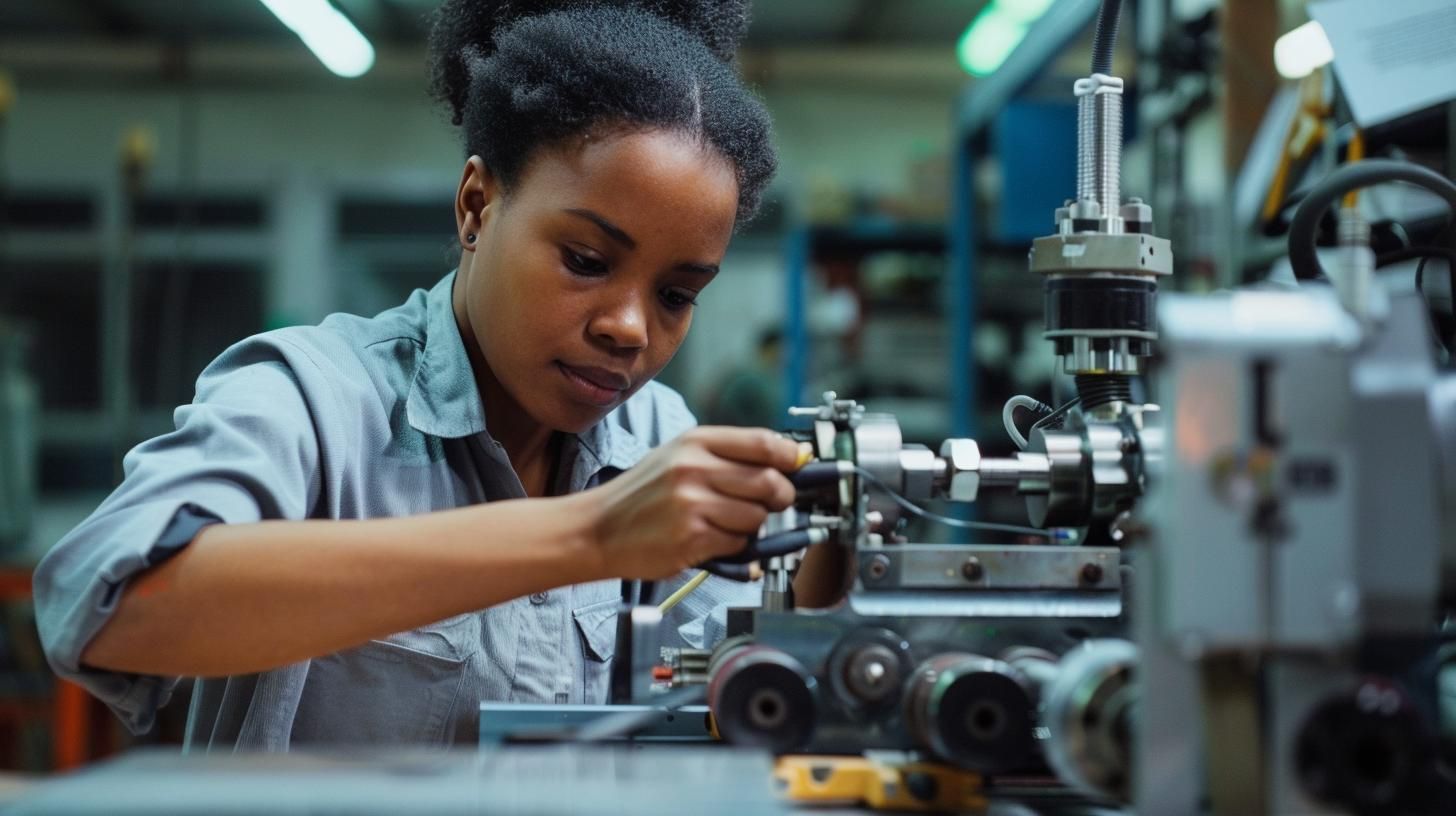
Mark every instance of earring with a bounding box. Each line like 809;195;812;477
466;233;476;244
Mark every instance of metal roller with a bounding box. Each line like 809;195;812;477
1040;638;1138;801
707;644;817;753
903;653;1037;772
827;629;913;711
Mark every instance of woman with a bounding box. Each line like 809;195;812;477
34;0;833;749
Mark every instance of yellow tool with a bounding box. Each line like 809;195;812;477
774;755;987;812
1261;71;1333;226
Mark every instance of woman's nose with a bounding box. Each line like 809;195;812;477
589;294;649;350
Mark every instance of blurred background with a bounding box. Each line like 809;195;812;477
0;0;1449;775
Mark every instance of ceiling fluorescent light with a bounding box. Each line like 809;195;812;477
1274;20;1333;80
996;0;1058;25
258;0;375;78
958;6;1030;77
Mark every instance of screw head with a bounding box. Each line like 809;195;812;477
962;557;984;581
865;553;891;582
1081;562;1104;585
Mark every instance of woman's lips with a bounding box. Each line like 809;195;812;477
557;362;628;407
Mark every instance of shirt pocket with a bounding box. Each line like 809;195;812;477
571;598;620;704
291;613;478;745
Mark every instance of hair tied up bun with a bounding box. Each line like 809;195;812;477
426;0;775;223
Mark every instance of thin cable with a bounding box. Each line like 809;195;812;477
657;570;709;614
1032;397;1082;433
1002;395;1052;450
852;466;1053;539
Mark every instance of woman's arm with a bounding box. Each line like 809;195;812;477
82;495;601;678
82;426;802;678
792;539;850;609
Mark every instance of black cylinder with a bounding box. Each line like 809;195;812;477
904;654;1036;772
708;645;816;753
1295;679;1438;814
1044;277;1156;337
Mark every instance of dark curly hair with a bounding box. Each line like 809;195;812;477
427;1;776;222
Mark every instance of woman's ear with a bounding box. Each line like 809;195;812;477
455;156;499;252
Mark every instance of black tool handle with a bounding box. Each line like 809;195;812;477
699;528;826;581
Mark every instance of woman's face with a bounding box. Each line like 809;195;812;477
453;128;740;435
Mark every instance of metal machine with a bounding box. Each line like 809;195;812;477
627;4;1456;813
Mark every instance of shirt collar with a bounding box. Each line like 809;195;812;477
574;415;649;477
405;271;489;440
405;271;649;474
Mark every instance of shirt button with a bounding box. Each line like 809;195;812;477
529;592;548;605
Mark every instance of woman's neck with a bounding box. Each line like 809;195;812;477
481;374;557;483
452;288;559;496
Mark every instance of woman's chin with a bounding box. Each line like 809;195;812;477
541;402;615;437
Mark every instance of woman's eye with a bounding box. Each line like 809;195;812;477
562;248;608;277
660;288;699;311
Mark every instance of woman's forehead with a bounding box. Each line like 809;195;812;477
513;129;739;242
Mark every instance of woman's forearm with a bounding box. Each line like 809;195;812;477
81;494;604;678
792;539;851;608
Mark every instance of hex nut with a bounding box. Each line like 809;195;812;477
898;447;938;499
939;439;982;502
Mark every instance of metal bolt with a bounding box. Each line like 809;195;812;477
1081;562;1104;585
844;644;901;703
962;557;984;582
864;661;886;685
865;554;891;582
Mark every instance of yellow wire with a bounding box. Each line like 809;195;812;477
657;570;711;614
1343;129;1366;208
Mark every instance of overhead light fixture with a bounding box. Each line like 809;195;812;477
996;0;1058;25
1274;20;1334;80
958;6;1028;77
258;0;375;78
957;0;1055;78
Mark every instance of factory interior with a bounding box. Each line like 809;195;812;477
0;0;1454;813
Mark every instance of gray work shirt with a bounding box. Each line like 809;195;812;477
32;271;760;750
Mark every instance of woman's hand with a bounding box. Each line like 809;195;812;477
573;427;804;580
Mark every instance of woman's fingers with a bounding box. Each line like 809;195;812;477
705;462;796;510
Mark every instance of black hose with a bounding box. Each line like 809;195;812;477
1091;0;1123;76
1376;245;1456;270
1075;374;1133;410
1288;160;1456;281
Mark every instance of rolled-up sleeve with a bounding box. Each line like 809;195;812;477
32;336;328;733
